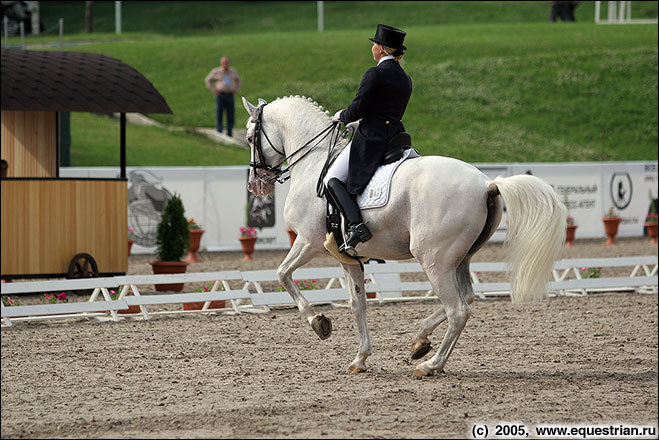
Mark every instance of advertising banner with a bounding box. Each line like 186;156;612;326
61;161;658;253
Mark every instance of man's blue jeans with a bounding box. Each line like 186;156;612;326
216;93;235;136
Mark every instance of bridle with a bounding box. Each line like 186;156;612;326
250;104;343;185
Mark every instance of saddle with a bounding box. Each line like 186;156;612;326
382;132;412;165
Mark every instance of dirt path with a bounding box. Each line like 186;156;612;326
1;237;657;438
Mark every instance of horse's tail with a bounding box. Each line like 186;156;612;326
488;175;567;303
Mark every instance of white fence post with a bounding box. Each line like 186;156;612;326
317;1;324;32
115;1;121;35
3;16;8;47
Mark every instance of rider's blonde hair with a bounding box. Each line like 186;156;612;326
381;45;404;61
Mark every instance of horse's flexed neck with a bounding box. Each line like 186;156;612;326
242;95;345;196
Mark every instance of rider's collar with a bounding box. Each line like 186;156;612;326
377;55;395;66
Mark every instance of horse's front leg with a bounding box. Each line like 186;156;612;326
276;238;332;339
341;263;372;374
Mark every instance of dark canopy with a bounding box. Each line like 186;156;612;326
1;49;172;114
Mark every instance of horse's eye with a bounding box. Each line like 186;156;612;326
247;135;254;144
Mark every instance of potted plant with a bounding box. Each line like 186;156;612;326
601;206;622;246
645;213;658;244
183;284;227;311
563;190;577;247
128;227;137;256
150;194;190;291
109;287;141;315
183;218;205;263
565;216;577;247
239;226;258;260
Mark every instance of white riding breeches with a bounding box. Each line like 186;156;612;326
323;142;352;186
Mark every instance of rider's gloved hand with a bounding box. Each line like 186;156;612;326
346;120;360;130
332;110;343;123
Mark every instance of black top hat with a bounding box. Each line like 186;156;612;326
369;24;407;54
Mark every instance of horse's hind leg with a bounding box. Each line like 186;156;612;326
412;258;474;377
341;262;371;374
276;238;331;339
411;259;475;360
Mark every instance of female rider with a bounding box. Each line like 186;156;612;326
324;24;413;254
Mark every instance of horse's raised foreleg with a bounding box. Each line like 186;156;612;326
276;238;332;340
341;262;371;374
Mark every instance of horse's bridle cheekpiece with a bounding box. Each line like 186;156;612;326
250;103;342;186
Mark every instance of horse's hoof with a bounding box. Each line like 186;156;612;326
412;367;433;378
411;341;432;360
311;314;332;340
347;365;366;374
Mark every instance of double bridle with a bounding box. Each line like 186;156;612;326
250;104;344;186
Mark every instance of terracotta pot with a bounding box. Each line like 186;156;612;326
239;236;257;260
645;221;658;244
128;239;135;256
285;228;297;247
182;300;226;311
601;217;622;246
150;261;189;292
183;229;205;263
118;305;142;315
565;224;577;247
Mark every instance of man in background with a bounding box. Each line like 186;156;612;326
205;56;241;137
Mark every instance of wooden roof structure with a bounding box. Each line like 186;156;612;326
1;49;172;179
1;48;172;114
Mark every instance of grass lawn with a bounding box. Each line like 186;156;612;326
70;113;249;167
10;2;658;165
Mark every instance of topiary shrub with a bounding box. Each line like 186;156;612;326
155;194;190;262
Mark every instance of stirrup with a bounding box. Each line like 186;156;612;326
339;244;359;258
338;223;372;255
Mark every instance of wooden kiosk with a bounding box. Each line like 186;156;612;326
1;49;172;280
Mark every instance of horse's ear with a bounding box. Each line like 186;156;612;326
258;98;267;106
242;97;258;118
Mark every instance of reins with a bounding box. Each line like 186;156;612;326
250;103;342;185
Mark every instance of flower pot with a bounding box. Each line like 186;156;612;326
183;229;205;263
150;261;189;292
601;217;622;246
182;300;226;311
286;228;297;247
645;222;658;244
118;305;142;315
565;224;577;247
239;236;257;260
128;239;135;256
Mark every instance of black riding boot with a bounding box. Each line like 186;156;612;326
326;178;372;253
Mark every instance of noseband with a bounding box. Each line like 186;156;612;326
250;104;341;185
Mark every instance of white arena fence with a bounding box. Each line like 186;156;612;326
2;256;657;328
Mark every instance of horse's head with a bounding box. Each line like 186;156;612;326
242;97;284;197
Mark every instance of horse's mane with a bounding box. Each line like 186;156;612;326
268;95;349;155
272;95;332;119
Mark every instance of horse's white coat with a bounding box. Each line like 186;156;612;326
241;96;567;376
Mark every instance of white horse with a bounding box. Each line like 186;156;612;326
241;95;566;377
